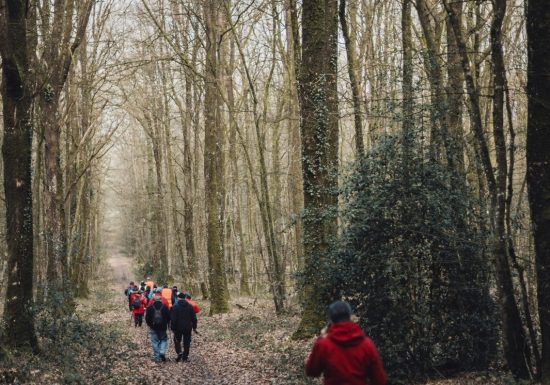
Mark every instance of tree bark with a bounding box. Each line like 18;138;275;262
339;0;364;158
204;0;229;315
527;0;550;382
294;0;339;339
0;0;38;350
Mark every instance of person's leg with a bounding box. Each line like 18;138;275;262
150;330;161;362
182;331;192;360
159;330;168;361
134;313;138;327
137;314;143;327
173;332;182;355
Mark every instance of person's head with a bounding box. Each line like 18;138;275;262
163;283;168;288
129;281;134;286
140;281;145;286
172;286;177;291
156;288;163;293
328;301;352;324
177;292;186;300
153;284;157;289
133;285;138;290
146;276;151;281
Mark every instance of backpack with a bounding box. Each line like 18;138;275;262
151;304;164;328
133;297;142;310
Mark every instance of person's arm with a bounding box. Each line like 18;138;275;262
366;340;387;385
191;308;197;331
145;307;152;327
305;339;324;378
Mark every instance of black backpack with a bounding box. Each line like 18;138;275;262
133;297;141;310
151;304;164;328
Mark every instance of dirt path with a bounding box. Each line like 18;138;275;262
106;255;272;385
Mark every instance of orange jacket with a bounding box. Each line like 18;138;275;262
145;280;155;290
147;294;169;309
161;288;173;309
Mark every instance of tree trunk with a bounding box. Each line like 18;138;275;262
339;0;364;158
0;0;38;349
294;0;339;339
491;0;532;378
204;0;229;315
402;0;414;163
445;0;465;174
527;1;550;382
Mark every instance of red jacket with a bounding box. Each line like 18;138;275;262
186;299;200;313
132;296;147;315
305;322;387;385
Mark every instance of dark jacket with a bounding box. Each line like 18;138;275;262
170;299;197;333
145;300;170;331
305;322;387;385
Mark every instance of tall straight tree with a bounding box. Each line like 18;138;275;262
0;0;38;350
527;0;550;382
294;0;339;338
204;0;229;315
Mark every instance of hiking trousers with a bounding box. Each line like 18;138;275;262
149;329;168;362
134;313;144;327
173;330;192;359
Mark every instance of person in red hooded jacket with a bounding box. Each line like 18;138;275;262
131;291;147;327
305;301;387;385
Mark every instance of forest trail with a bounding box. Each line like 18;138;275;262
107;253;132;286
104;255;284;385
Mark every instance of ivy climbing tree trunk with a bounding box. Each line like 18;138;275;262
294;0;339;339
527;1;550;382
0;0;38;350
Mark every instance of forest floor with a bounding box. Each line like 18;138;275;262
0;254;532;384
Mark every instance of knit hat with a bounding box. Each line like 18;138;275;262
328;301;352;324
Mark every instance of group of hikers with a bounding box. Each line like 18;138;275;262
124;278;200;363
124;279;387;384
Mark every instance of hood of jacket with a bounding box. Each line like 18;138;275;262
328;321;365;347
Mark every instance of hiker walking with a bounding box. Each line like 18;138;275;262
125;281;134;311
161;284;173;309
305;300;387;385
145;295;171;362
147;288;170;308
132;290;147;327
170;292;197;362
171;286;178;308
145;277;155;290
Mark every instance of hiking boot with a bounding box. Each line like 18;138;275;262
181;356;188;362
160;354;166;362
176;353;183;362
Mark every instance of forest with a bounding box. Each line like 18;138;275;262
0;0;549;384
